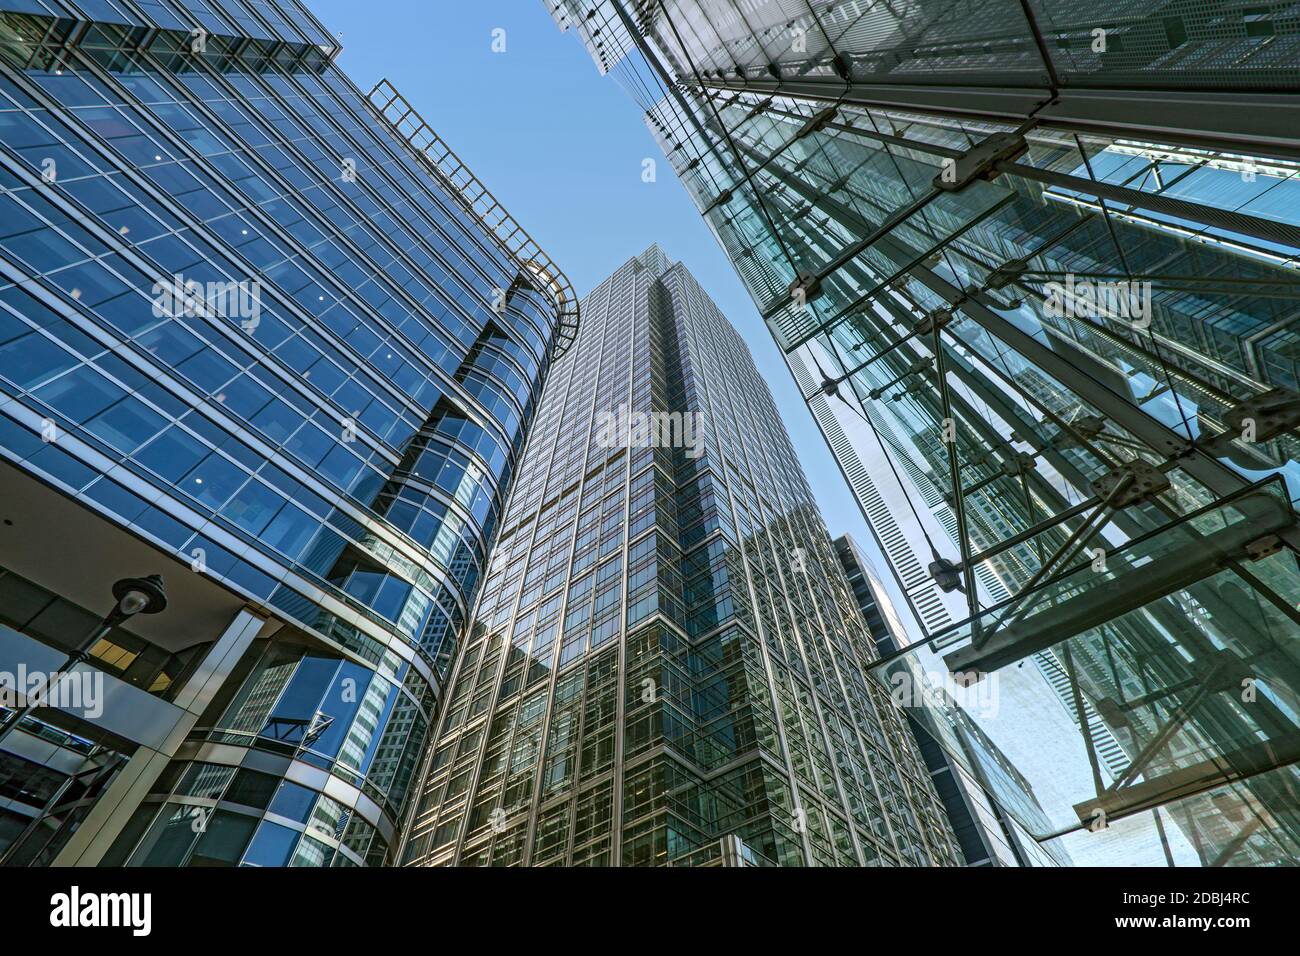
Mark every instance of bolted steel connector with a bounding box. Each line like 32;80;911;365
929;557;964;592
788;270;823;305
915;308;953;335
987;258;1029;290
795;106;839;140
933;132;1028;192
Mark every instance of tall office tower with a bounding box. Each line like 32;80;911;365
0;0;576;866
551;2;1300;865
401;246;960;867
835;534;1068;867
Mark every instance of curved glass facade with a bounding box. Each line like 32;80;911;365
0;0;572;865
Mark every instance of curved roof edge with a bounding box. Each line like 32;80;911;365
366;79;580;359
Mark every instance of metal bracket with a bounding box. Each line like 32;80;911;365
1089;459;1171;508
1246;535;1283;561
915;308;952;335
890;381;926;402
1222;387;1300;442
1001;452;1038;477
929;557;964;593
932;133;1027;192
867;357;931;400
788;270;823;306
1070;415;1107;442
705;187;733;212
986;258;1029;290
795;106;838;140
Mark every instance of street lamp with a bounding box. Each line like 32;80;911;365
0;574;167;745
108;574;168;623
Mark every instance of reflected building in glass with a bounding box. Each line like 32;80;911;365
400;245;960;867
551;1;1300;865
0;0;575;865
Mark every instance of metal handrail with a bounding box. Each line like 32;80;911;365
366;79;579;358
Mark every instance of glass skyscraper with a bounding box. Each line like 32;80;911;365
400;245;959;867
0;0;575;866
836;532;1068;867
551;1;1300;865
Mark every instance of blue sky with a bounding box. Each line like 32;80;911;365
310;0;872;545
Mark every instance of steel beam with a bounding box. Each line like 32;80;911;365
697;78;1300;163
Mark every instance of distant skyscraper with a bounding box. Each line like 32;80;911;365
551;0;1300;866
400;246;960;866
835;533;1068;867
0;0;575;866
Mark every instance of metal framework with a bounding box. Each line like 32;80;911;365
550;0;1300;867
698;77;1300;163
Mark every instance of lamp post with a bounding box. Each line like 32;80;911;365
0;574;167;745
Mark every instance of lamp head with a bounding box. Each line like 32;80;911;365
111;575;167;618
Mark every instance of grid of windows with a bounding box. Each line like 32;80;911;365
402;246;960;867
